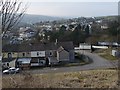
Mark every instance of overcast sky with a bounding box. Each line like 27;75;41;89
22;0;119;17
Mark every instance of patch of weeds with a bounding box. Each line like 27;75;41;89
77;75;85;80
100;54;118;60
70;78;82;83
99;77;108;81
94;75;98;78
83;84;92;88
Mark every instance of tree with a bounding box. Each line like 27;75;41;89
59;25;66;34
71;24;85;45
75;24;81;31
85;25;90;36
108;21;119;36
0;0;27;37
85;35;99;45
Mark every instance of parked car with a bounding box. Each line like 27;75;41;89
3;67;20;74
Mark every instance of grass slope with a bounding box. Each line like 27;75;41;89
2;69;118;88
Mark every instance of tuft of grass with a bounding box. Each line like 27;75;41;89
63;63;86;67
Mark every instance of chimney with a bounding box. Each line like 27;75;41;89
55;39;58;45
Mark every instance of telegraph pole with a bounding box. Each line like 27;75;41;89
117;3;120;86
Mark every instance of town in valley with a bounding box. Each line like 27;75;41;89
1;1;120;88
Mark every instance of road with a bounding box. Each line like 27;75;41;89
24;50;117;74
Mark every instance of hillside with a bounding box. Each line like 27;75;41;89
2;69;118;88
21;14;64;24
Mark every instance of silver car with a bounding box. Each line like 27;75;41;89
3;67;20;74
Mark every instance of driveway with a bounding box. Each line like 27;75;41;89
77;50;117;68
24;50;117;74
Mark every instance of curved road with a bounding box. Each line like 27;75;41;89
24;50;118;74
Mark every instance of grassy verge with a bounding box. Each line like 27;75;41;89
2;69;118;88
100;54;118;61
62;62;85;67
94;48;118;61
75;53;92;63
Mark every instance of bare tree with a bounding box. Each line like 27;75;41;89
0;0;27;37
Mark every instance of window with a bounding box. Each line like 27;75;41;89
49;52;52;56
23;53;25;56
37;52;39;56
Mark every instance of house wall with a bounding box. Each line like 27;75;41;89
2;62;9;69
69;50;75;62
12;53;18;58
2;53;8;58
112;50;120;57
45;50;56;57
2;60;16;68
31;51;45;57
57;50;69;61
18;52;30;58
9;60;16;67
26;52;31;57
18;52;24;58
2;52;18;58
79;44;91;50
57;52;59;61
30;57;46;66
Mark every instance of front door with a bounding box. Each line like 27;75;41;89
8;53;12;58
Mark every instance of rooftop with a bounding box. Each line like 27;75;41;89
2;42;74;52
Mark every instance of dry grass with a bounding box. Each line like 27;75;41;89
100;54;118;61
2;69;118;88
95;48;118;61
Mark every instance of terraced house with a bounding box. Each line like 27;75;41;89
2;41;74;69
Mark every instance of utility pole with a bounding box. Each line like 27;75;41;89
117;27;119;49
118;2;120;87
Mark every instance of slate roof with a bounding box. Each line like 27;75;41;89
45;42;74;50
2;42;74;52
57;46;64;52
2;44;31;52
2;58;15;62
57;46;69;52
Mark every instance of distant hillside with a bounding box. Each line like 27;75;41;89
95;15;118;21
21;14;64;24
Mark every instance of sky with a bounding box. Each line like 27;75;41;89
22;0;119;17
